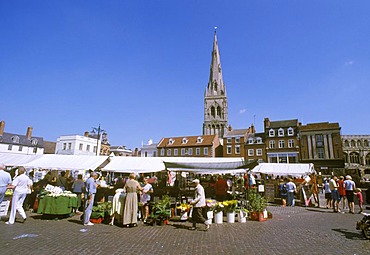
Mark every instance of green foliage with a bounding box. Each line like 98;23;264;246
150;195;171;220
249;188;267;212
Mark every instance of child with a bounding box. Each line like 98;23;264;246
354;188;363;214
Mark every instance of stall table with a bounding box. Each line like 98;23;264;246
37;196;77;215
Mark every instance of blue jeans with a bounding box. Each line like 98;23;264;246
0;186;7;204
287;192;295;206
84;194;95;224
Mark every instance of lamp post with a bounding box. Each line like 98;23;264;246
91;124;105;156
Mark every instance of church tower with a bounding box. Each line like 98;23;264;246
203;31;228;138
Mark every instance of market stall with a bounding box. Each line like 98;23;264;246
37;195;78;215
250;163;317;205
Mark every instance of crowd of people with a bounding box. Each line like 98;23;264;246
323;175;363;214
2;163;367;228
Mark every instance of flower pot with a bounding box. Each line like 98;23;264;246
250;211;266;222
205;210;213;225
214;211;223;224
227;211;235;223
237;211;248;223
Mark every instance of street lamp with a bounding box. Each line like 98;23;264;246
91;124;106;156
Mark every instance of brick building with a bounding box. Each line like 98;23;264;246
157;134;222;157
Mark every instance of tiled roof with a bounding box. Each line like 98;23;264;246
157;134;217;148
0;132;44;147
224;129;248;137
269;119;299;128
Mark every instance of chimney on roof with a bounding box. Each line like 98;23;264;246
84;131;89;137
26;126;33;139
0;121;5;136
264;118;270;129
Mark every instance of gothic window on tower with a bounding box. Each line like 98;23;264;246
217;106;221;117
211;107;215;117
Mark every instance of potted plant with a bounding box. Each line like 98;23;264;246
148;195;171;226
205;199;217;224
236;207;249;223
223;200;238;223
248;188;268;221
213;202;224;224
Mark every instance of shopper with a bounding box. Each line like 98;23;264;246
0;163;11;205
6;166;30;225
189;179;209;231
344;175;356;214
286;178;297;207
140;177;153;223
122;173;143;228
84;172;98;226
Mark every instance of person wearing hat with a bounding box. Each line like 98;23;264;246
0;163;12;206
189;179;209;231
343;175;356;214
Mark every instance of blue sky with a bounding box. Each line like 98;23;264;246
1;1;369;150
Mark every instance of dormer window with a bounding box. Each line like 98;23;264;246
226;138;232;143
182;138;188;144
278;128;284;137
269;129;275;137
256;137;262;144
248;138;254;144
11;136;20;143
31;138;38;146
169;139;175;145
196;136;203;143
235;137;241;143
287;127;294;136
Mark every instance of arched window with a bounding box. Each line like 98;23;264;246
11;136;20;143
211;107;215;117
365;154;370;166
364;140;369;147
357;140;362;147
344;140;349;147
349;152;360;164
351;140;356;147
217;106;221;117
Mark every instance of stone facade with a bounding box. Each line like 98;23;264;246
203;31;228;138
299;122;344;174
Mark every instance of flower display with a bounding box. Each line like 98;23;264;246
206;199;217;211
39;189;77;198
213;202;224;213
176;203;191;212
222;200;238;212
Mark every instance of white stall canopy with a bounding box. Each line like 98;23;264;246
102;157;167;174
22;154;109;171
0;153;43;167
250;163;316;177
164;157;248;174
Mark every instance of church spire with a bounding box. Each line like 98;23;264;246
205;30;227;97
203;30;229;138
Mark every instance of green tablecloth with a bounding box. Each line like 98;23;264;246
37;196;78;215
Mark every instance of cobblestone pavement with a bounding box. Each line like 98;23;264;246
1;204;370;255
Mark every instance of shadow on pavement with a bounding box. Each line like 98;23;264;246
332;228;365;240
306;208;336;214
171;223;191;230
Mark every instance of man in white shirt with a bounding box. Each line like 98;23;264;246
189;179;209;231
0;163;11;205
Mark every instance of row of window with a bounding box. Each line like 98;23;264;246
62;143;97;153
7;144;38;153
268;127;294;137
168;137;204;145
247;149;263;157
226;145;241;154
269;140;295;149
160;147;208;156
344;140;370;148
10;136;38;145
226;137;241;144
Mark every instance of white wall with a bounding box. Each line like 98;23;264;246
56;135;101;155
0;143;44;155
